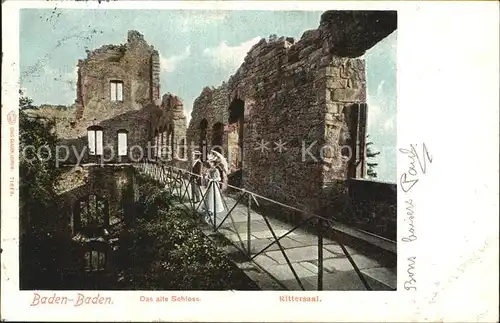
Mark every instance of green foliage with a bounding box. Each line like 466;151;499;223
134;174;173;221
116;175;250;290
19;94;66;288
19;93;61;232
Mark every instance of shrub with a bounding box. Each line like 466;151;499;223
117;175;252;290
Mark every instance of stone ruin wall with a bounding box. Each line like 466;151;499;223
187;19;366;214
150;93;188;169
71;30;158;161
74;30;158;125
54;165;136;235
25;30;191;237
24;9;397;226
27;30;187;166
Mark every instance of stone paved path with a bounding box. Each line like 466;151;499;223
171;179;397;291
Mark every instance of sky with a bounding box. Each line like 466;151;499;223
19;9;397;182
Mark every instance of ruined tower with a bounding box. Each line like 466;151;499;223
74;30;159;127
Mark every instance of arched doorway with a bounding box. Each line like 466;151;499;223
72;194;112;289
211;122;224;154
228;99;244;170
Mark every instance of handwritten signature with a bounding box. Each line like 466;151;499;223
399;143;433;193
404;256;417;291
399;143;431;293
402;199;416;242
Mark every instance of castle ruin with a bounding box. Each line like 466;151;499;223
186;10;397;215
24;11;397;283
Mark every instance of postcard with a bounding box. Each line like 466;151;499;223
1;0;498;322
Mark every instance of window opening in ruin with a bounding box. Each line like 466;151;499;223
154;132;160;159
84;250;106;272
74;194;109;237
163;131;168;158
117;129;128;156
228;99;245;170
169;130;175;160
159;129;165;158
87;125;103;156
110;81;123;102
199;119;208;161
211;122;224;154
179;138;186;159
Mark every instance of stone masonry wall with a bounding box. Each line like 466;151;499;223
26;30;157;165
150;93;188;169
187;18;366;214
75;30;156;123
24;30;189;242
27;30;188;165
53;165;136;236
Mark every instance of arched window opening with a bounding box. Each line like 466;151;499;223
228;99;244;169
179;138;186;160
159;129;165;158
199;119;208;161
117;129;128;156
212;122;224;154
169;129;175;160
146;140;151;161
87;125;103;156
229;99;244;124
154;132;160;159
84;249;106;272
74;194;108;237
163;129;170;158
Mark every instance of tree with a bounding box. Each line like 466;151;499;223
19;92;65;289
366;135;381;178
19;91;61;233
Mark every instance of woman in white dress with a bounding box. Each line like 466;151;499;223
208;150;229;192
202;161;225;216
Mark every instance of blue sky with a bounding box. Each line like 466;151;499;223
19;9;396;182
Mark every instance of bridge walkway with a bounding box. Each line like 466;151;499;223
138;162;396;291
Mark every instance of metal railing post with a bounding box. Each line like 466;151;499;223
213;180;217;232
247;193;252;256
134;164;382;291
318;219;324;291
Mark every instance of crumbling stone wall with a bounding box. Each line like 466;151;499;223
25;30;189;238
186;85;230;158
67;30;158;161
187;13;370;214
75;30;157;121
150;93;188;169
53;165;135;235
28;30;187;166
